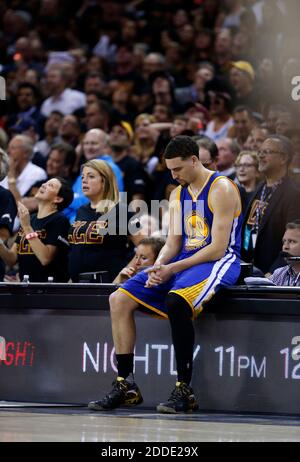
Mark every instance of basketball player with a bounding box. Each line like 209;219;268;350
88;136;242;414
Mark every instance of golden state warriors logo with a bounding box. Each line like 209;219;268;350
184;211;210;250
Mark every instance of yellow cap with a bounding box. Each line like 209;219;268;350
231;61;255;81
120;121;134;142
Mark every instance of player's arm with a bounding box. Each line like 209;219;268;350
169;179;240;273
144;187;182;287
154;187;182;265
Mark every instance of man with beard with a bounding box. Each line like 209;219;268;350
109;122;147;205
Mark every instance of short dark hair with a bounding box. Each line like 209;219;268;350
17;82;40;100
193;135;219;161
51;143;76;169
233;105;253;119
164;136;199;160
55;177;74;211
286;219;300;230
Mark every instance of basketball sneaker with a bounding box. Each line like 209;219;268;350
88;376;143;411
156;381;199;414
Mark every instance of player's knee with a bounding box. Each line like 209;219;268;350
109;290;134;317
165;293;192;321
109;291;122;315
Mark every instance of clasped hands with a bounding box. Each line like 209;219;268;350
17;201;31;232
144;263;174;288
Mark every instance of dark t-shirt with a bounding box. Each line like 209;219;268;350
68;202;138;282
0;187;17;281
16;212;70;282
116;155;147;203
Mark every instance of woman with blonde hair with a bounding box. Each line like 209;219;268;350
68;159;143;282
235;150;261;211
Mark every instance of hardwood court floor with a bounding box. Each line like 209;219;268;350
0;406;300;442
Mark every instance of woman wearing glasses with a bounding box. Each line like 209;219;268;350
235;151;261;211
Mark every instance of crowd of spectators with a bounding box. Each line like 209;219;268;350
0;0;300;285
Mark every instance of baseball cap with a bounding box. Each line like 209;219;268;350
10;116;38;133
231;61;255;81
120;121;134;141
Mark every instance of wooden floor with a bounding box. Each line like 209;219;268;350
0;405;300;442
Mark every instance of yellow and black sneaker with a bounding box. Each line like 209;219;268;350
156;382;199;414
88;377;143;411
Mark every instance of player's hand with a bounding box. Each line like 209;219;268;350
144;264;174;287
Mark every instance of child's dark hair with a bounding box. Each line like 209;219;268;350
56;177;74;211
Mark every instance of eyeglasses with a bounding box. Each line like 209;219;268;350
257;149;282;157
202;161;213;168
236;163;256;169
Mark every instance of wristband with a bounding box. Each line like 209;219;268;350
25;232;39;240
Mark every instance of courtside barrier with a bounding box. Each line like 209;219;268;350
0;282;299;415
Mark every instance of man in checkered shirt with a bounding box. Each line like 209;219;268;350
269;220;300;286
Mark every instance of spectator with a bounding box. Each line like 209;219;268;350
23;143;76;212
111;86;135;123
114;236;166;285
132;114;159;176
204;89;234;142
34;111;63;159
150;72;182;115
0;177;73;282
194;136;219;171
84;72;107;97
235;150;260;211
109;121;147;204
229;61;259;110
40;66;86;117
85;100;112;131
266;105;288;133
216;137;240;180
231;105;256;147
242;135;300;274
64;129;124;223
269;220;300;286
68;159;143;282
275;112;294;137
170;116;189;138
152;104;173;123
222;0;246;29
213;28;233;70
9;116;51;170
7;82;41;130
0;135;47;206
175;62;215;107
194;29;214;62
58;114;81;147
0;148;17;281
249;126;270;153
